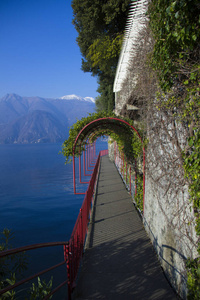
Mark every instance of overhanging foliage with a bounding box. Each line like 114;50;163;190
61;111;144;164
71;0;131;111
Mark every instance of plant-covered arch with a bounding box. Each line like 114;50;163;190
62;112;145;210
62;112;144;162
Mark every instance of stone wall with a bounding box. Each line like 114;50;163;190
144;175;198;299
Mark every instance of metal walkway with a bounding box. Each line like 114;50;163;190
73;156;178;300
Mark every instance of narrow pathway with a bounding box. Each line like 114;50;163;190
73;156;178;300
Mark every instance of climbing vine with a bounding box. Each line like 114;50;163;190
183;130;200;300
62;111;144;165
148;0;200;92
148;0;200;297
62;111;145;211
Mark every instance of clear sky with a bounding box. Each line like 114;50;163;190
0;0;98;99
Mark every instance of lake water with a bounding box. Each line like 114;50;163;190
0;141;107;299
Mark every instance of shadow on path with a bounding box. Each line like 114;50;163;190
73;156;178;300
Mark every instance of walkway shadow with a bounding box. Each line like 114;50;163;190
73;156;178;300
76;235;178;300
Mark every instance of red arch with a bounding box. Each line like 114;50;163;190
72;117;145;212
72;117;143;153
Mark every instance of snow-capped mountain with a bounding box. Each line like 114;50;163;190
60;94;95;103
0;93;96;144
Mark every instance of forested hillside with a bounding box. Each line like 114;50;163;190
71;0;130;111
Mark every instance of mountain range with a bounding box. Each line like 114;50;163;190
0;94;96;144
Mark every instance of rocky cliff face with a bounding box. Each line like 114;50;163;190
0;94;95;144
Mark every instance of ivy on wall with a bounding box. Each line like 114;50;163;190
148;0;200;297
183;130;200;300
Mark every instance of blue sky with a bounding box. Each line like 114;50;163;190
0;0;98;99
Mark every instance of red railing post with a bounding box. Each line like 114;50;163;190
88;144;90;167
73;155;76;194
84;146;86;176
66;243;71;300
79;146;81;183
86;144;88;171
80;208;83;253
94;141;96;158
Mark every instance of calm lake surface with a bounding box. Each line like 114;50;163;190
0;141;107;299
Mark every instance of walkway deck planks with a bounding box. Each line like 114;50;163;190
73;156;178;300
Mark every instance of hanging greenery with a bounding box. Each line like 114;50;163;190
61;111;144;164
148;0;200;297
61;111;145;211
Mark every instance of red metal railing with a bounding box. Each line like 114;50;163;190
0;149;108;300
71;117;145;205
100;149;108;156
114;142;145;213
114;142;135;197
64;150;108;300
0;241;68;299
